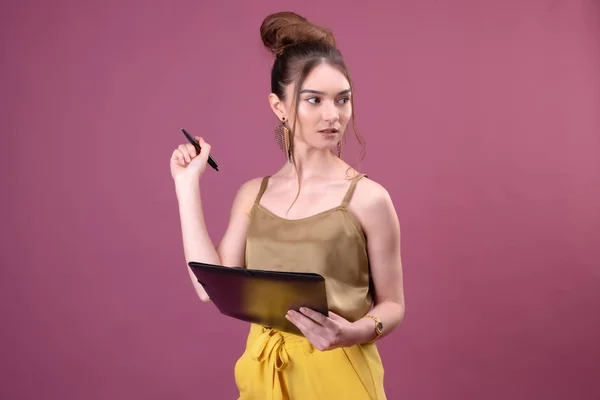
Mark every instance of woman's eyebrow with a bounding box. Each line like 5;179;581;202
299;89;352;95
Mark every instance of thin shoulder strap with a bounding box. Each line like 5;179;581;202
254;176;271;205
341;173;368;207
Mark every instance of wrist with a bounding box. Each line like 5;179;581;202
174;173;200;186
175;175;200;195
351;317;378;345
363;315;384;343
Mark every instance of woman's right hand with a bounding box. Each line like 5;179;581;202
170;136;212;182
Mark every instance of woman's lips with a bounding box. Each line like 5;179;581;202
319;129;339;137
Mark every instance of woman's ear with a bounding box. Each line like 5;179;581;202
268;93;287;121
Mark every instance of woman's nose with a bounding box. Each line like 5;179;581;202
321;101;339;122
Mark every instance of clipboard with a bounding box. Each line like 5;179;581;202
188;261;329;335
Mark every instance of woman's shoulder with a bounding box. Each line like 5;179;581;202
349;174;399;236
351;174;395;212
235;176;267;202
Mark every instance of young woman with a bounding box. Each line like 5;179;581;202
170;11;405;400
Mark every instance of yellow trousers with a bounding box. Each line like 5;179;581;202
235;324;386;400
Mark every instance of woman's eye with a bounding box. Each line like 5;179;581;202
307;97;321;104
337;97;350;104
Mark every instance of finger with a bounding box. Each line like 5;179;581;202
178;144;192;163
290;310;329;339
287;310;315;332
287;312;331;351
286;311;309;335
185;143;198;157
300;307;332;328
286;312;323;347
171;149;185;165
327;311;347;322
299;308;342;347
198;138;211;155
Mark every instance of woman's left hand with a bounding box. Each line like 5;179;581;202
285;307;360;351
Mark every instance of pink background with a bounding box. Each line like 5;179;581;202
1;0;599;399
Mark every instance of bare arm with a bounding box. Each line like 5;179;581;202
171;137;260;302
175;177;220;267
175;177;261;302
175;176;219;302
283;178;406;350
351;179;405;342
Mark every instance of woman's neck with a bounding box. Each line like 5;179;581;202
279;148;348;182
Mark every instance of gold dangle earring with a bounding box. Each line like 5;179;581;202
274;117;291;160
337;140;342;158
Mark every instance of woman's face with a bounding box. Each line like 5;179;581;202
284;63;353;153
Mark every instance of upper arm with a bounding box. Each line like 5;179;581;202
352;179;405;307
216;178;262;267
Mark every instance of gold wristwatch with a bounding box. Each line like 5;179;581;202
364;315;383;343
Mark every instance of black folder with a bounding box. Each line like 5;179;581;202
188;262;329;335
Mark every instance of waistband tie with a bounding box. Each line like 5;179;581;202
251;328;290;371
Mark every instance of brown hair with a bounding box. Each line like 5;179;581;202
260;11;365;167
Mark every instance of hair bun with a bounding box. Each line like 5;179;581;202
260;11;336;56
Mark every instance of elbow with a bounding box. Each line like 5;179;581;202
398;303;406;324
395;297;406;320
388;300;405;319
198;291;212;303
382;298;406;324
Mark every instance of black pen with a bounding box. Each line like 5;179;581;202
181;128;219;171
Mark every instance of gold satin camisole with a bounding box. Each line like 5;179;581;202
244;173;372;322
